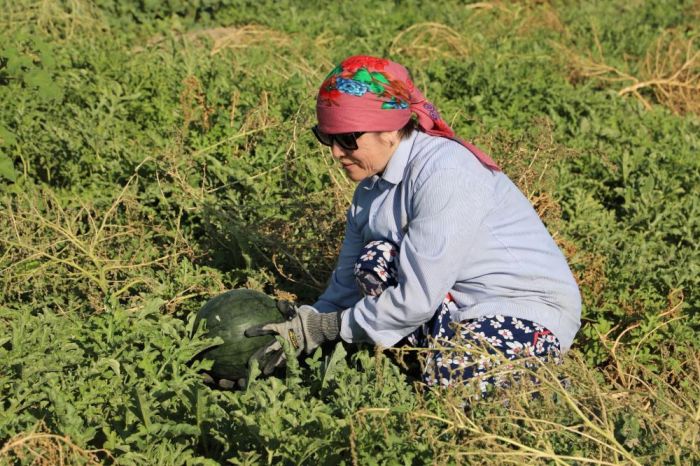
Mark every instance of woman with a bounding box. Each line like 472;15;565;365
246;55;581;392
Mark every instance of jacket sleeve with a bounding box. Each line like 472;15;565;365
339;167;492;346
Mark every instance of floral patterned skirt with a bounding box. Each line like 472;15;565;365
354;240;562;395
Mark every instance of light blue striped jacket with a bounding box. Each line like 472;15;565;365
314;131;581;352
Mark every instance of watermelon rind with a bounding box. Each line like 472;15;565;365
193;289;284;379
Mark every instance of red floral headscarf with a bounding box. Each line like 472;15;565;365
316;55;499;171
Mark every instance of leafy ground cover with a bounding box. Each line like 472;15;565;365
1;0;698;464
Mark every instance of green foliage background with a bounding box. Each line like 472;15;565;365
1;0;698;464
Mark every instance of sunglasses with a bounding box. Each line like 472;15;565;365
312;125;365;151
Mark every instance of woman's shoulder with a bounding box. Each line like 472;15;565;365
407;132;497;185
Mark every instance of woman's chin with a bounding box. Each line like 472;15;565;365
343;165;366;182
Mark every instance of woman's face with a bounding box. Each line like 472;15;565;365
330;131;400;182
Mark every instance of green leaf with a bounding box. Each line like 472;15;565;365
134;388;152;430
3;46;32;75
321;342;347;389
100;357;121;376
368;82;385;94
0;126;16;146
371;71;390;84
36;40;56;69
353;68;373;83
0;153;16;182
25;69;63;101
246;356;261;389
324;65;342;80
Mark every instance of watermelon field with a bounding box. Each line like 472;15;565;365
1;0;699;464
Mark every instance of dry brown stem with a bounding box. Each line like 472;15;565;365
1;0;108;39
389;22;477;63
516;2;566;36
180;76;214;133
0;162;195;311
186;25;291;56
560;30;700;115
558;238;608;304
136;25;292;58
0;423;109;465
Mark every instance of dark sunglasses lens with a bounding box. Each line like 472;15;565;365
312;126;360;151
312;126;333;146
334;133;358;151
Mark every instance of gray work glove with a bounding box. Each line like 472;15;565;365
245;303;343;375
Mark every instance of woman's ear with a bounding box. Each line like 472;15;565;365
381;130;401;147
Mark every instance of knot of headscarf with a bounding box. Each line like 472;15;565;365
316;55;499;171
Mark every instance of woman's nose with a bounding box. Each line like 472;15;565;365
330;143;346;159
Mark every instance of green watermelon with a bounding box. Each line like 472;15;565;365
193;289;283;379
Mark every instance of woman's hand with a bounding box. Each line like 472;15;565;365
245;303;343;375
